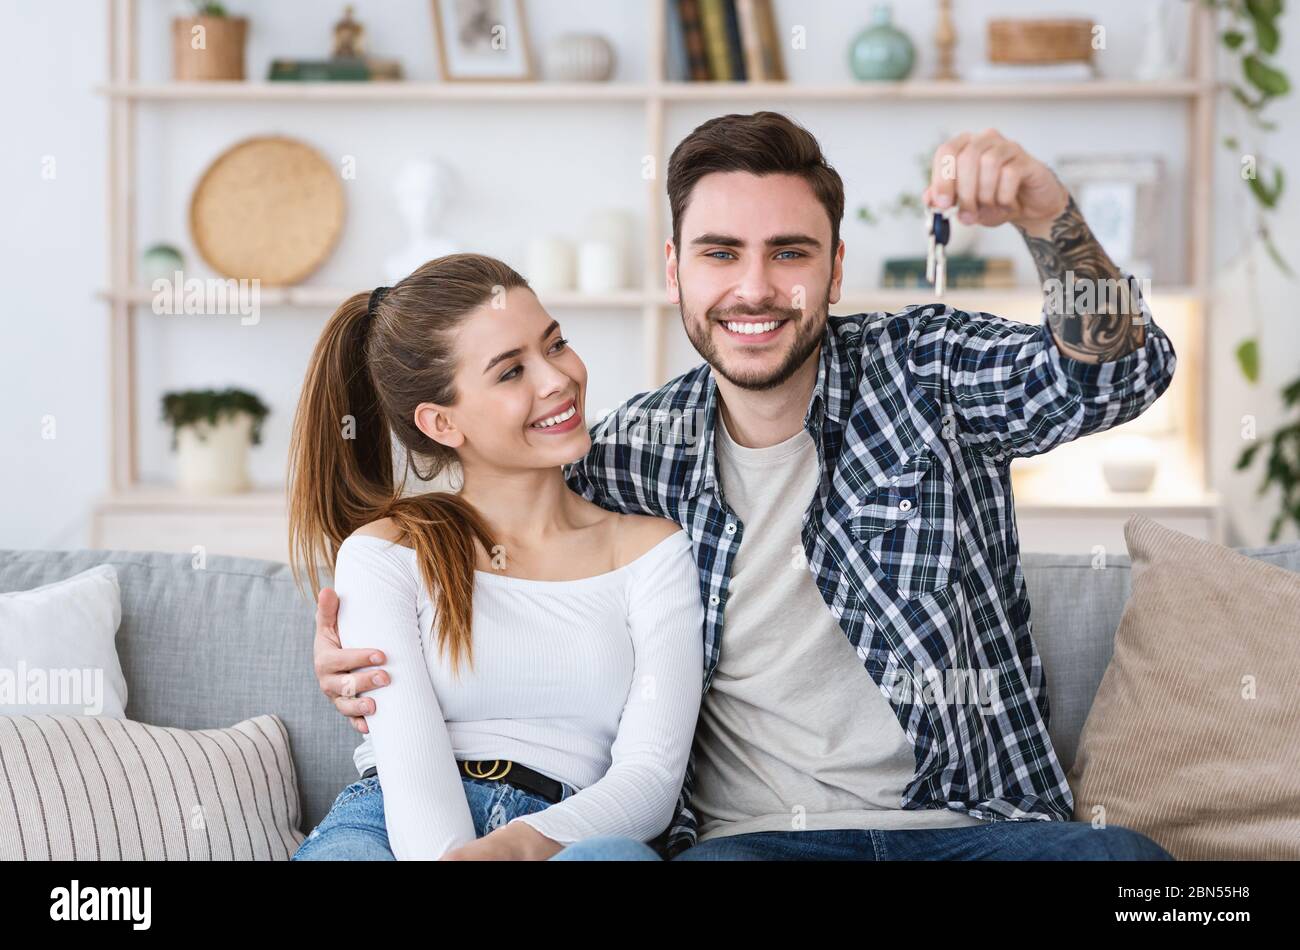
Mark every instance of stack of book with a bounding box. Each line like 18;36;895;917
268;58;404;81
881;256;1018;290
667;0;785;82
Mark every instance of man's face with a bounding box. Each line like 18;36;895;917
667;171;844;391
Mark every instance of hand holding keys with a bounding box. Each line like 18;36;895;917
926;205;955;297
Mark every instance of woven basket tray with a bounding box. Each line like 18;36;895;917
987;18;1095;65
189;136;345;286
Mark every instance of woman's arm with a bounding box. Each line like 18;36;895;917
502;531;704;846
334;536;476;859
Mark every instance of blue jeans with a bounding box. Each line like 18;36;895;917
548;821;1175;861
292;772;579;860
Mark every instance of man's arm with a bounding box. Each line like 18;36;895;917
1015;193;1147;364
912;128;1176;460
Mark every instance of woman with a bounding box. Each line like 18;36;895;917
287;253;703;861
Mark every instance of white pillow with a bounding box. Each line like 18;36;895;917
0;564;128;718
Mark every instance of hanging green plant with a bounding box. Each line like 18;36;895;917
161;388;270;449
1205;0;1291;386
1235;377;1300;540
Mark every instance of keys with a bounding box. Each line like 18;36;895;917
925;206;955;297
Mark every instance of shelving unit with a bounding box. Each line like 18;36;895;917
94;0;1222;560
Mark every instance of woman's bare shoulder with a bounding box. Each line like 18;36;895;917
616;512;685;567
349;517;403;543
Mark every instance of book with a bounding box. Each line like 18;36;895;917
699;0;733;80
881;256;1018;289
735;0;765;80
666;0;690;81
268;58;404;81
677;0;711;81
752;0;785;80
722;0;747;81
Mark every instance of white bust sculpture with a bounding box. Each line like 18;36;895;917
384;158;460;282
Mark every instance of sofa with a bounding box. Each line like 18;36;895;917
3;538;1299;840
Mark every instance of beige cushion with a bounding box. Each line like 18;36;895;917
0;713;304;860
1067;515;1300;859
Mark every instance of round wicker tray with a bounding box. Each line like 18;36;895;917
189;135;344;286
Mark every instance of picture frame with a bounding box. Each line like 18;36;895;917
1052;155;1166;283
431;0;534;81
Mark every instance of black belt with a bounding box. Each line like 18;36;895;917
360;759;564;804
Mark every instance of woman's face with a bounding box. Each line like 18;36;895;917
416;286;591;471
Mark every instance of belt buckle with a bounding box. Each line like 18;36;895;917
463;759;513;781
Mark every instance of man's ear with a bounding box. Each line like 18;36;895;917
828;239;846;306
414;402;464;449
665;240;680;305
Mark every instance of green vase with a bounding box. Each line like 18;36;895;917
849;3;915;81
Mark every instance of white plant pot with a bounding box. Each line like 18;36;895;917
175;413;253;494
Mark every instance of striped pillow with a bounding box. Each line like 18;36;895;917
0;713;304;860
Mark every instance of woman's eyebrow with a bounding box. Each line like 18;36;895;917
482;319;561;374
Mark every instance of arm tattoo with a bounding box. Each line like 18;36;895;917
1015;192;1147;364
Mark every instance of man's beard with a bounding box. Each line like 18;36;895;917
680;282;829;392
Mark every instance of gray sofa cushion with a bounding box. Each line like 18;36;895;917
3;537;1299;832
0;549;354;834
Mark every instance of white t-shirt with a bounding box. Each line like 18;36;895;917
335;528;704;859
689;415;985;840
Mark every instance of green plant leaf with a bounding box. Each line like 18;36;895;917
1262;229;1295;277
1237;441;1262;470
1254;18;1280;54
1243;55;1290;97
1236;338;1261;383
1282;377;1300;407
1246;166;1282;207
1230;84;1261;110
1223;29;1246;49
1246;0;1283;23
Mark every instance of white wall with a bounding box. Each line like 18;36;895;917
2;0;1297;549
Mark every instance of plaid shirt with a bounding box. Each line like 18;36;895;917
563;282;1177;858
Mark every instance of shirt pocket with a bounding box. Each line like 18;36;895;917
848;446;957;598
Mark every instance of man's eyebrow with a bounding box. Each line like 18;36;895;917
483;319;561;375
689;232;823;249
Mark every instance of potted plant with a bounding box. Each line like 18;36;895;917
161;388;269;494
173;2;248;81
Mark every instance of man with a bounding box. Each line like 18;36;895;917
313;112;1176;861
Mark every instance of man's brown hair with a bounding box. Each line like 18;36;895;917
666;111;845;256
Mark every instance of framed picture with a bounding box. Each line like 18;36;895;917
432;0;534;81
1052;155;1166;283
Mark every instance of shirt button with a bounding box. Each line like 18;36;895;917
898;498;913;512
725;522;737;534
709;594;721;606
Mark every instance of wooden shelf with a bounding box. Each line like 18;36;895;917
100;285;1204;312
658;79;1207;101
97;485;286;510
98;78;1207;104
97;287;649;310
97;81;653;101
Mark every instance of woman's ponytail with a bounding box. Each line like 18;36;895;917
288;291;394;592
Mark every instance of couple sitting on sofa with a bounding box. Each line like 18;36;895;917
288;112;1177;862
